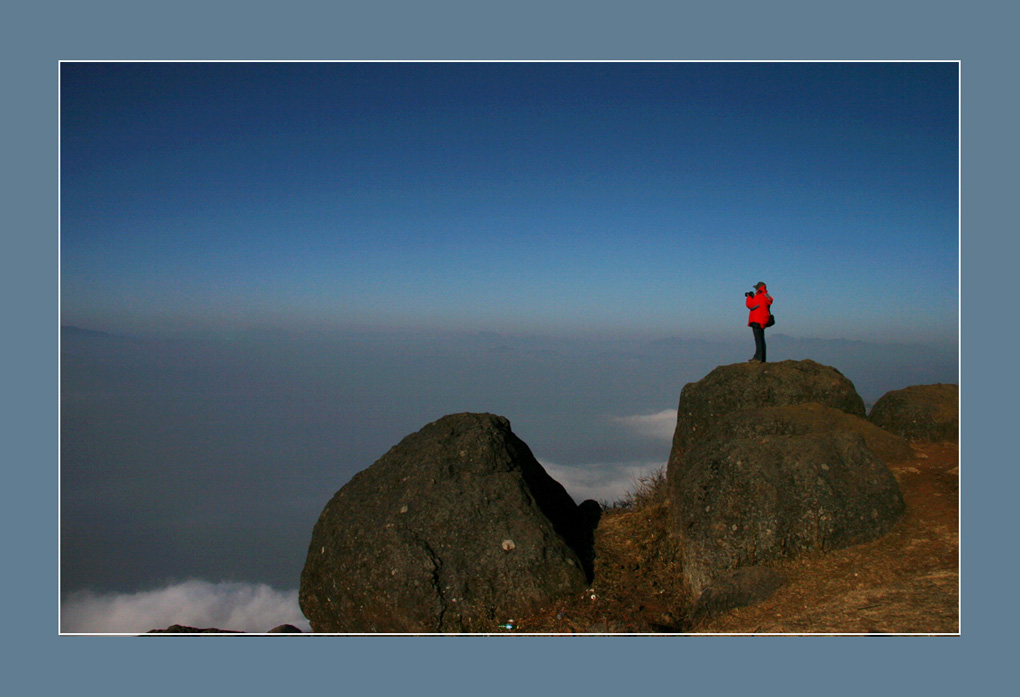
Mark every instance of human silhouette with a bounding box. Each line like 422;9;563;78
745;281;773;363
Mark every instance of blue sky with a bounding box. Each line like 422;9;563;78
61;61;959;344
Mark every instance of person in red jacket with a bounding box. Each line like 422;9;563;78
745;281;773;363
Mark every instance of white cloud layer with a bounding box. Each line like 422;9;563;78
541;459;665;505
612;409;678;442
61;580;311;634
537;409;676;504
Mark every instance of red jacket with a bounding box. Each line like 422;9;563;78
746;286;773;327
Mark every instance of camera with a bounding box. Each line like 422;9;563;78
745;291;754;297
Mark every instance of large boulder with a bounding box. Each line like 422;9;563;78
669;360;867;463
702;402;915;465
299;413;591;633
869;384;959;443
669;431;905;597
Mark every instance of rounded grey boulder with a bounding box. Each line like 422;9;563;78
299;413;591;633
670;431;905;597
665;361;904;602
700;402;915;465
869;383;959;443
669;360;867;463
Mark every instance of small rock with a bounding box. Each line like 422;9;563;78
267;624;303;634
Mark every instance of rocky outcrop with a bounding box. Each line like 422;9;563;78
267;624;304;633
667;361;905;604
701;402;915;465
299;413;593;633
146;625;243;634
869;384;959;443
145;623;303;634
670;431;905;597
669;360;867;462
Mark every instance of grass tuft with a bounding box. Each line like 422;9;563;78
615;467;668;511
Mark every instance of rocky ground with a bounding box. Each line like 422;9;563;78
511;441;959;635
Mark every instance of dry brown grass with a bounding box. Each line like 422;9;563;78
512;442;959;634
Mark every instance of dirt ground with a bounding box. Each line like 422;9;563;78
512;441;959;635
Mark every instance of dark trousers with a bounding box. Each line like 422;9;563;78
750;322;766;362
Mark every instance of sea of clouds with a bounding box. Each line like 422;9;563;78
60;324;956;633
61;409;677;634
541;408;676;504
542;459;666;505
61;580;311;634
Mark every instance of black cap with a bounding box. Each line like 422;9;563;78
753;281;766;289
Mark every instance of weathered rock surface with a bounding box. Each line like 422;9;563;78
669;360;867;462
669;431;905;597
299;413;592;633
702;402;915;465
665;361;906;603
688;567;787;624
869;383;959;443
